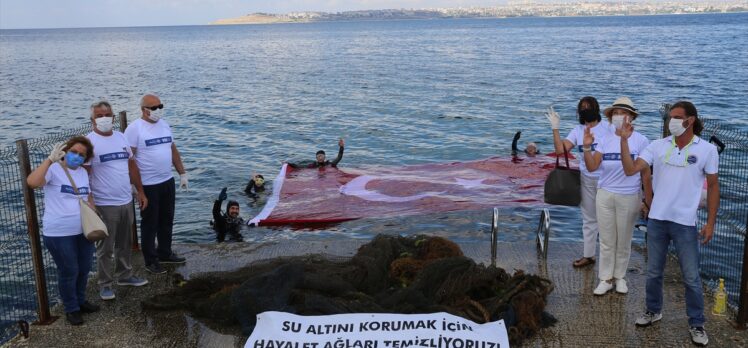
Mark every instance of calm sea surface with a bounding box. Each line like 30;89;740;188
1;13;747;257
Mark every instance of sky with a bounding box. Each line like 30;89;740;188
0;0;510;29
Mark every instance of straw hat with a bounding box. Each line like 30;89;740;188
603;97;639;117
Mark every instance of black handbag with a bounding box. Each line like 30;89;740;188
544;148;581;206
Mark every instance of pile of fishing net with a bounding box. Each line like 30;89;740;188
142;235;555;345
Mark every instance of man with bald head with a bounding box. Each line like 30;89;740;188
124;94;188;274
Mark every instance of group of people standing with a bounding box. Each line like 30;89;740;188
26;94;188;325
23;93;719;346
548;97;719;346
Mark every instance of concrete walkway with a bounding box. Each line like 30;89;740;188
4;239;748;347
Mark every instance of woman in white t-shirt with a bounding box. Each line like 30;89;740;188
26;136;100;325
547;96;612;268
582;97;653;296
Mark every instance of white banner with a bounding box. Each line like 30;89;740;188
245;312;510;348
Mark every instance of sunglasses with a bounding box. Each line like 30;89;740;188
143;104;164;111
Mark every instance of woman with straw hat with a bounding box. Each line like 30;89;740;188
582;97;653;296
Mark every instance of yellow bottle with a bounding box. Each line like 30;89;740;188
712;278;727;316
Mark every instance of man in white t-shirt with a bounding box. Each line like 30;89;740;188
619;101;718;347
124;94;189;275
86;101;150;300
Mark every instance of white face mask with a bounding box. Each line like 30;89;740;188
611;115;625;130
95;116;113;133
148;108;163;122
668;117;690;137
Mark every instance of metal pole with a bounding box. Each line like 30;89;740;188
737;213;748;328
491;208;498;267
119;111;140;251
16;139;55;325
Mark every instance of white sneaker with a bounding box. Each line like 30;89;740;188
593;280;614;295
615;278;628;294
635;311;662;327
689;326;709;346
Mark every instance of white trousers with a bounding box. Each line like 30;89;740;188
596;188;640;281
580;174;599;258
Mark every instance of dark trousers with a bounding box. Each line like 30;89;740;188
43;234;94;313
141;178;175;266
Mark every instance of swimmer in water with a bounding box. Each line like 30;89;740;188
288;138;345;168
245;174;266;198
212;187;244;242
511;131;539;158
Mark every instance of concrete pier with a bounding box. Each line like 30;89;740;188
5;239;748;347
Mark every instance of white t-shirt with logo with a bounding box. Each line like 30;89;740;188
565;119;612;178
124;118;174;185
596;131;650;195
42;162;90;237
639;135;718;226
86;131;133;206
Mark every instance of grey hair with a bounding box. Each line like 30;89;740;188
90;100;113;117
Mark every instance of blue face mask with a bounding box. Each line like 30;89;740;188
65;152;85;168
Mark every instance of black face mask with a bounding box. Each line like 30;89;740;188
579;109;598;123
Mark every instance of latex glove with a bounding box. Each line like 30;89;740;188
179;173;189;190
218;187;227;201
545;106;561;130
48;142;66;162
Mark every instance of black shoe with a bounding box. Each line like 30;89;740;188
79;301;100;314
145;263;166;274
66;311;83;325
159;253;186;264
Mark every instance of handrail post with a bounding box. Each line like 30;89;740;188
490;208;498;267
536;209;551;259
119;111;140;251
16;139;55;325
738;213;748;328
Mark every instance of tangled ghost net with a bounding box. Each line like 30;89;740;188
143;235;555;345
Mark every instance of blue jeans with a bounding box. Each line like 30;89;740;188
43;234;94;313
645;219;705;327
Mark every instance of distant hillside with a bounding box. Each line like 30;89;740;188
211;2;748;25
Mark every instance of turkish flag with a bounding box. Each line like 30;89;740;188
249;155;573;226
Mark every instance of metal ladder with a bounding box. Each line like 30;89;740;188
490;208;551;266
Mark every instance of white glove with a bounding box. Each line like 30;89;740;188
48;142;66;162
179;173;189;190
545;106;561;130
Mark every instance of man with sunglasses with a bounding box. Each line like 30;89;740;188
619;101;719;346
124;94;188;275
85;101;149;300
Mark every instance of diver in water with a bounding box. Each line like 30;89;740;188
288;138;345;168
212;187;244;242
511;131;539;158
245;174;266;198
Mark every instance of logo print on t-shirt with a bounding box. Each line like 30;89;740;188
145;136;172;146
100;152;129;163
602;153;636;161
61;185;90;195
687;155;698;165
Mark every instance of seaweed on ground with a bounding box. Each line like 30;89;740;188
142;234;555;345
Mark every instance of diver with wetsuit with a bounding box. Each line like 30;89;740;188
244;174;266;198
212;187;244;242
288;138;345;168
511;131;538;158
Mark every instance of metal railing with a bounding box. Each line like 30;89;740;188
0;113;129;344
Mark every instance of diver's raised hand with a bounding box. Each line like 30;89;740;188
339;138;345;147
218;187;227;201
545;106;561;130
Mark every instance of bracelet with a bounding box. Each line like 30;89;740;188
582;146;592;152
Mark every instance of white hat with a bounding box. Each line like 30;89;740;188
603;96;638;117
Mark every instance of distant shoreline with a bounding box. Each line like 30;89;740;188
209;11;748;27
